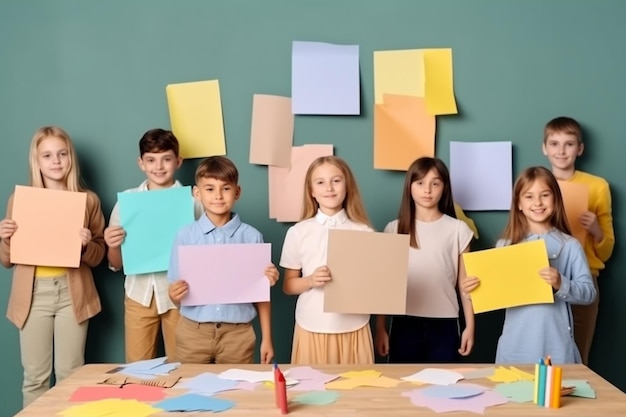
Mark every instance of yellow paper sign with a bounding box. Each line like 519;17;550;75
462;240;553;313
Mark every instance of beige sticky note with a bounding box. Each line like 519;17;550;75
373;49;425;104
10;186;86;267
249;94;293;167
325;230;409;315
462;240;553;314
557;180;589;245
166;79;226;159
373;94;435;171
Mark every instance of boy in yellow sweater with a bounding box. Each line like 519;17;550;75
542;116;615;365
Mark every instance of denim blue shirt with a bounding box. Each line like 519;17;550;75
167;212;263;323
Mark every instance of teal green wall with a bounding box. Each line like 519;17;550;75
1;1;624;415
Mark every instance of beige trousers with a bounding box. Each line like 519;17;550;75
19;277;88;408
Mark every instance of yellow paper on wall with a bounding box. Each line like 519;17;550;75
373;49;425;104
423;48;457;115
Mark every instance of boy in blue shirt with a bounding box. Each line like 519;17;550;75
168;156;278;364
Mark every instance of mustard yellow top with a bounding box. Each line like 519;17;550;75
35;266;68;278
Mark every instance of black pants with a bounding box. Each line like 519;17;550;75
388;316;460;363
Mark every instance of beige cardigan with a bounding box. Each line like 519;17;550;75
0;190;105;329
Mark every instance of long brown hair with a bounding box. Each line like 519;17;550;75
501;166;571;244
397;157;455;248
28;126;85;192
301;156;371;227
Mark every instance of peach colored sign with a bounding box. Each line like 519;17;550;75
268;144;333;222
558;180;589;245
325;229;409;314
374;94;435;171
249;94;293;167
10;185;86;267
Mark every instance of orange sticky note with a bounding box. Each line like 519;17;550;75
10;186;86;267
374;94;435;171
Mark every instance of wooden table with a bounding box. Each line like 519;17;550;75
14;363;626;416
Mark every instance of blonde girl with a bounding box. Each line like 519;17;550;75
280;156;374;364
0;126;105;406
462;166;595;363
376;157;474;363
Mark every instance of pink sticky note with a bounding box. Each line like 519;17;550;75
179;243;271;305
70;385;166;402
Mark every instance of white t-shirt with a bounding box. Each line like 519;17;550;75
280;209;372;333
384;215;473;318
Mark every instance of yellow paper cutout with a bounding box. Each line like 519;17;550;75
326;376;400;390
423;48;457;115
487;366;521;383
60;399;159;417
462;240;553;314
509;366;535;381
339;370;382;379
166;79;226;159
373;49;425;104
454;203;479;239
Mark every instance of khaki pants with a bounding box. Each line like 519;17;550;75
19;277;88;408
124;295;180;362
572;275;599;365
175;316;255;364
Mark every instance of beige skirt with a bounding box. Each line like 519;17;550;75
291;323;374;365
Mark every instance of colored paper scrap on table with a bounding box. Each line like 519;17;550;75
339;370;382;379
10;185;86;268
454;367;495;379
423;48;457;115
488;367;523;383
562;379;596;399
178;372;239;396
166;79;226;159
249;94;293;168
494;381;535;403
373;49;425;104
462;240;553;314
509;366;535;381
325;375;401;390
558;180;589;245
293;390;340;406
325;229;409;314
268;144;333;222
291;41;360;115
450;141;512;210
287;366;339;391
373;94;435;171
219;368;280;383
69;385;166;402
118;186;194;275
421;383;488;399
60;399;161;417
401;368;464;386
179;243;271;305
402;388;509;413
153;394;235;412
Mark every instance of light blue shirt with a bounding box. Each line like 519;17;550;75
167;212;263;323
495;229;596;364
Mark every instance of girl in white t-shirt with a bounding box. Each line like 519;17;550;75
375;157;474;363
280;156;375;364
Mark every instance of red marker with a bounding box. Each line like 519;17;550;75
273;362;279;407
276;366;289;414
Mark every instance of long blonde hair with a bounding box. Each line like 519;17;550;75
28;126;84;192
301;156;371;227
501;166;571;244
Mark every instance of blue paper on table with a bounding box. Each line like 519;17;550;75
120;356;180;378
179;372;238;396
291;41;360;115
153;394;235;412
118;186;194;275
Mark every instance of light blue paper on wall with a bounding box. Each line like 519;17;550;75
118;186;194;275
291;41;360;115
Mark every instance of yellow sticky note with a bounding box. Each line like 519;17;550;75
373;49;425;104
339;370;382;379
423;48;457;115
166;79;226;159
462;239;553;314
